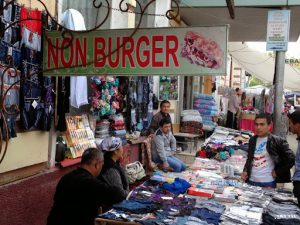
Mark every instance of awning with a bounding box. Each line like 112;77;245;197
229;42;300;91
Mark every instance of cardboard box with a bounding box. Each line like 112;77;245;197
172;123;180;133
187;187;214;198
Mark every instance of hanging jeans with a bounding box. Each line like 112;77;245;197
1;113;17;139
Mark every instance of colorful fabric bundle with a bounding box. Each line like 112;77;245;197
180;111;203;135
162;178;191;195
193;94;218;130
90;76;122;116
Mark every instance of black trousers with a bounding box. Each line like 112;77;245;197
293;181;300;207
226;110;237;129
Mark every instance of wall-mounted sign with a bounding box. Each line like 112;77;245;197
285;58;300;69
266;10;290;51
43;26;228;76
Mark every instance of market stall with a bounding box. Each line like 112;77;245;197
95;154;298;225
92;125;300;224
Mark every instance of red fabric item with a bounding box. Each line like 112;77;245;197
111;121;125;126
239;119;255;132
240;119;273;134
111;124;126;130
197;150;207;158
20;7;42;35
187;187;214;198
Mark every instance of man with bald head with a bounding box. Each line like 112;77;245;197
47;148;125;225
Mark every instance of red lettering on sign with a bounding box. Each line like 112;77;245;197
75;38;87;67
136;36;150;68
94;37;106;67
152;36;164;67
47;38;59;68
108;37;120;68
166;35;179;67
61;38;73;68
122;37;135;68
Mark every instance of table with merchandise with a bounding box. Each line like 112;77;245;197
95;127;299;225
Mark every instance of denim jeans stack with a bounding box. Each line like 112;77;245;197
263;200;300;225
95;120;110;139
221;203;264;225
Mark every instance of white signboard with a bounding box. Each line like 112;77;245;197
266;10;290;51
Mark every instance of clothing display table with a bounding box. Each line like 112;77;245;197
95;218;140;225
97;153;298;225
173;132;200;152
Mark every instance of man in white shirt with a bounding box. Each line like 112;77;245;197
226;88;242;129
241;113;295;188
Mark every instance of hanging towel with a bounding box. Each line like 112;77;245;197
61;9;88;108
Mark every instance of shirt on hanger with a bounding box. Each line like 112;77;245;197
21;26;41;52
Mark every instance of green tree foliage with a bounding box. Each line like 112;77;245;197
249;76;265;86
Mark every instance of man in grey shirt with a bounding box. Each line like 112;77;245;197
152;118;186;172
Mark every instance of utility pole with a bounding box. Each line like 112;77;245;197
273;51;286;137
267;9;290;138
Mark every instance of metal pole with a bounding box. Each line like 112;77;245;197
273;51;286;137
177;76;185;123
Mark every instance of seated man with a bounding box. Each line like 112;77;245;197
241;113;295;188
152;118;186;172
47;148;126;225
148;100;173;136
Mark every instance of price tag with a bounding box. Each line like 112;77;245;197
32;100;38;109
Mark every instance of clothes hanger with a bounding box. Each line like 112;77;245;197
24;96;40;101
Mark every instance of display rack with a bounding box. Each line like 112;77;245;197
65;114;96;158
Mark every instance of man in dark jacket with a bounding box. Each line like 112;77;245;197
241;113;295;188
288;110;300;205
47;148;125;225
149;100;173;135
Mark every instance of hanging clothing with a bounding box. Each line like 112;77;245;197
61;9;88;108
56;77;70;131
20;7;42;35
21;26;41;52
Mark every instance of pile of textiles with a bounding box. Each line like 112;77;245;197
98;180;197;224
162;178;191;195
95;120;110;139
263;189;300;225
263;200;300;225
193;94;218;131
99;178;230;225
109;114;127;145
180;110;203;135
196;126;250;161
221;203;264;225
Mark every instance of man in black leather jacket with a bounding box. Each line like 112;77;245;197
241;113;295;188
